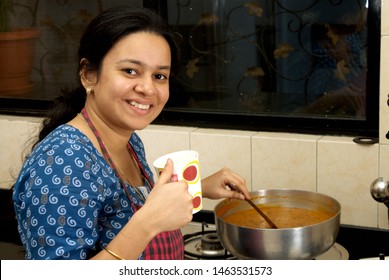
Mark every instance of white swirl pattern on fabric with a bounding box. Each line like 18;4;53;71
13;125;154;259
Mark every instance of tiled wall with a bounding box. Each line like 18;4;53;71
1;2;389;230
1;116;387;229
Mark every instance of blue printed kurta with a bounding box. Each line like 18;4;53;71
13;125;156;259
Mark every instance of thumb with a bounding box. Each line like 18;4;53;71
155;158;174;186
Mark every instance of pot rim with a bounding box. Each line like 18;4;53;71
214;188;341;230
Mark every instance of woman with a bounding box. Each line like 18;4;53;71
13;6;249;260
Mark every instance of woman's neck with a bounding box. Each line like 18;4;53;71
83;106;133;154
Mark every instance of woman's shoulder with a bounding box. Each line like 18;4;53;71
46;124;92;145
23;124;105;170
16;124;116;192
36;124;95;153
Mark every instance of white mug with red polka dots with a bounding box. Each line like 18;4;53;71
153;150;202;213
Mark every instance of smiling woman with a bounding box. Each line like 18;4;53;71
79;31;172;132
12;6;250;260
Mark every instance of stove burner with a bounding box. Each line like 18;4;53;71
200;232;224;253
183;230;236;260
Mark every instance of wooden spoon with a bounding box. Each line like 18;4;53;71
227;184;278;229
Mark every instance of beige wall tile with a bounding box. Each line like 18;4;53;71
318;136;379;227
378;204;389;228
0;116;41;189
190;128;255;211
136;125;196;178
378;144;389;229
252;132;320;192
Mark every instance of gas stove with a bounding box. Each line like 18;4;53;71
183;210;389;260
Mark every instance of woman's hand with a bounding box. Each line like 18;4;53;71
98;159;192;260
140;159;193;234
201;167;250;200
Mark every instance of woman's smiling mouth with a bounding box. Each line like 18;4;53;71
129;100;151;110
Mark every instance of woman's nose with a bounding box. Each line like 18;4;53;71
135;76;157;96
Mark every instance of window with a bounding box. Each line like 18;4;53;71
145;0;380;136
0;0;380;137
0;0;143;114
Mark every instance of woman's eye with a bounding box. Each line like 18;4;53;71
155;74;168;80
124;69;137;75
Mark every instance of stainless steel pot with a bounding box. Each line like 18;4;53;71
214;189;341;260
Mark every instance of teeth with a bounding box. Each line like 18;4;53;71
130;101;150;110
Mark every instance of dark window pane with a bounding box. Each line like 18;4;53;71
0;0;380;136
147;0;379;136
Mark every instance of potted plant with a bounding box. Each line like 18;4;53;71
0;0;40;96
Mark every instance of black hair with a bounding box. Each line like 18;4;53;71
37;6;180;145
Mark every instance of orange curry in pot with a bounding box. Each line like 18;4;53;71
222;205;335;229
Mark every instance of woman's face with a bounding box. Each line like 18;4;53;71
86;31;172;133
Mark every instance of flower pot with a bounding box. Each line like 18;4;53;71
0;28;39;96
